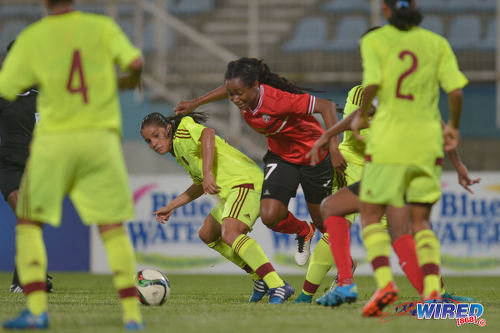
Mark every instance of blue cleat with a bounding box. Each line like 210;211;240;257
249;279;268;302
125;320;145;331
316;283;358;307
442;291;476;303
269;281;294;304
293;292;313;304
3;309;49;330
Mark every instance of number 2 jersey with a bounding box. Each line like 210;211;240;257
360;24;468;165
173;116;264;200
0;11;141;135
240;84;326;165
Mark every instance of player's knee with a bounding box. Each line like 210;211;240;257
319;196;334;219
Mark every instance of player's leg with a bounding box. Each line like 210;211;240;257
406;164;443;300
359;163;407;317
70;131;142;328
201;211;258;278
295;233;333;303
222;185;294;304
315;184;360;306
386;205;424;297
260;152;313;265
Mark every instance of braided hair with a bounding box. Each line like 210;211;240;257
224;57;306;94
384;0;422;31
140;112;209;138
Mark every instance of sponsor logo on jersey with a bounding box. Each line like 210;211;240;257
261;114;271;123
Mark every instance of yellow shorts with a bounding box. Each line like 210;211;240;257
210;184;260;230
17;130;134;226
360;162;442;207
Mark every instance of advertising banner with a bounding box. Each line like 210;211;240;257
90;172;500;276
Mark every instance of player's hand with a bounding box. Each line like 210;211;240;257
351;113;369;141
443;124;460;151
329;146;347;180
154;206;175;224
455;162;481;194
174;100;196;115
306;134;329;165
118;74;141;90
203;173;221;194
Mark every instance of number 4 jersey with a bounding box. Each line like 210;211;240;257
360;24;468;165
0;11;141;135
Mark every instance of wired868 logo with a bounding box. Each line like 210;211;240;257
416;302;486;327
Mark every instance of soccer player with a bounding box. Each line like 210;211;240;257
0;0;144;330
351;0;467;316
174;57;345;266
297;84;478;306
0;40;53;294
140;112;294;304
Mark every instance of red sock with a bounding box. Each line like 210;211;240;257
324;216;353;286
392;234;424;295
271;211;309;236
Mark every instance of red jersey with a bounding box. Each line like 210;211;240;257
240;84;326;165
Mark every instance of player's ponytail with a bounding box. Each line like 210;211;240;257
384;0;422;31
225;57;307;94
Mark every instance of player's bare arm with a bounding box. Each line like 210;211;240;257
443;88;463;151
154;183;204;223
118;57;143;90
352;84;377;141
313;98;347;174
175;85;228;115
447;148;481;194
201;127;221;194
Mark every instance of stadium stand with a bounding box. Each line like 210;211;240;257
481;19;496;51
168;0;215;16
420;15;444;36
322;0;369;14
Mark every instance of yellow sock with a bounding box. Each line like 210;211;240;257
16;224;47;315
303;234;333;294
415;229;441;297
232;234;283;288
101;227;142;324
208;237;259;280
362;223;393;289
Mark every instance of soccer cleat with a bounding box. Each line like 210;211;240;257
249;279;268;302
330;257;358;291
268;281;295;304
442;291;476;303
9;284;23;293
423;290;442;303
294;222;316;266
3;309;49;330
316;283;358;307
362;281;398;317
293;292;313;304
125;320;145;331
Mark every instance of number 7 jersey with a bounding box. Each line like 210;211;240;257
0;11;141;135
360;24;468;165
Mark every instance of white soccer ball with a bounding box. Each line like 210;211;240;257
134;268;170;306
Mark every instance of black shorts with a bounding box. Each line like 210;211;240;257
261;150;333;206
347;181;360;197
0;162;24;201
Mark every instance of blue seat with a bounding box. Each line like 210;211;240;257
283;17;328;52
445;0;475;12
168;0;214;16
448;15;481;50
326;16;368;51
476;0;496;12
417;0;446;12
323;0;369;13
420;15;444;35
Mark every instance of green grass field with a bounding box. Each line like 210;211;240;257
0;273;498;332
